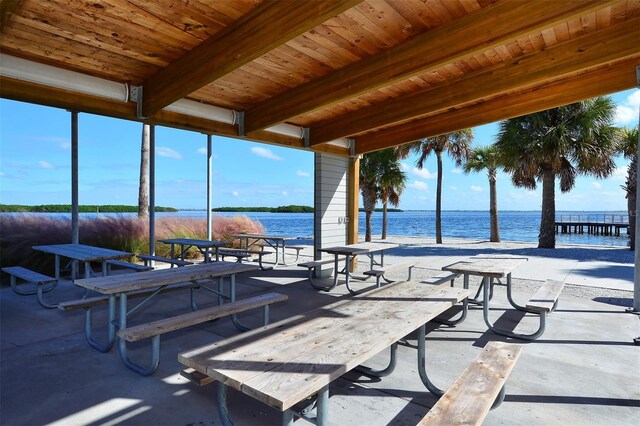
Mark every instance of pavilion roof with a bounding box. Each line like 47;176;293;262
1;0;638;156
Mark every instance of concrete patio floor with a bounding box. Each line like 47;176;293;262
1;258;639;425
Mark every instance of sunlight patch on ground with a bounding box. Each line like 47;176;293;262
46;398;146;426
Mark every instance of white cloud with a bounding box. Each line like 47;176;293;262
156;147;183;159
282;191;288;196
251;147;283;161
38;160;54;169
60;142;71;150
451;168;462;174
196;147;218;157
449;185;457;190
232;191;239;197
408;180;428;191
296;170;310;177
612;166;628;181
412;167;435;179
470;185;482;192
591;182;602;189
0;171;4;176
615;90;640;125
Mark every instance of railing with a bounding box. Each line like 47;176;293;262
557;213;629;224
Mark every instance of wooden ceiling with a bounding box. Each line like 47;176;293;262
1;0;638;156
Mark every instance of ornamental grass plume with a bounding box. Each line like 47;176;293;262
0;214;264;277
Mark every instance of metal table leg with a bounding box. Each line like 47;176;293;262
417;324;444;397
85;294;116;352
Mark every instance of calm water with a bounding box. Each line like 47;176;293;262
15;210;629;247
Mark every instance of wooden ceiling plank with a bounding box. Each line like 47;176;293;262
244;0;615;134
141;0;362;117
354;58;639;154
310;16;639;145
0;0;22;33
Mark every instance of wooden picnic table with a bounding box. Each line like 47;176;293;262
319;241;399;294
442;255;531;332
73;261;260;356
158;238;229;263
231;233;299;267
32;243;131;279
179;280;470;425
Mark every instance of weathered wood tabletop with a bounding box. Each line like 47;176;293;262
74;261;259;294
442;257;527;279
179;281;470;412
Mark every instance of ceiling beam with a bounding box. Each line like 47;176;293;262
310;16;640;145
0;0;22;33
0;76;349;157
141;0;362;117
243;0;615;134
354;57;639;154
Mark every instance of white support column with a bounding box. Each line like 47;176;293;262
314;152;349;277
70;111;79;244
633;66;640;314
207;134;213;241
149;125;156;260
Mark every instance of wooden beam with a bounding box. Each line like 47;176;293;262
243;0;615;134
347;156;360;246
0;0;21;33
141;0;362;117
0;76;350;157
354;57;639;154
310;17;640;145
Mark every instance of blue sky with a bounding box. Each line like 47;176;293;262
0;89;638;211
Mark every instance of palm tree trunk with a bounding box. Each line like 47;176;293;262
362;185;376;242
539;168;556;248
138;124;150;218
382;201;388;239
628;193;636;251
435;151;443;244
488;169;500;242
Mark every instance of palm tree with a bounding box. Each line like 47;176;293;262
360;149;406;242
463;145;501;242
379;158;406;239
495;97;620;249
397;130;473;243
617;126;639;250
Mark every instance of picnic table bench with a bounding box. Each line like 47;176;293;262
73;261;261;375
137;254;194;268
179;281;471;425
218;247;272;270
2;266;58;308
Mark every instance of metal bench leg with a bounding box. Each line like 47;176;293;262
482;279;547;341
85;295;116;353
354;342;398;377
417;324;444;397
491;385;507;409
229;275;251;332
307;268;333;291
217;382;234;426
117;294;161;376
9;275;37;295
36;285;59;309
435;298;468;326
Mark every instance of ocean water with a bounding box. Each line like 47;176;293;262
20;210;628;247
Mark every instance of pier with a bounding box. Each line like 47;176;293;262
555;213;629;236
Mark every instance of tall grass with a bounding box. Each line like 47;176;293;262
0;214;265;276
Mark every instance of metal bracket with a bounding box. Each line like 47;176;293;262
236;111;245;136
348;138;356;157
129;85;147;120
302;127;310;148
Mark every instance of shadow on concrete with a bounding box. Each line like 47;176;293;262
570;264;634;280
504;395;640;407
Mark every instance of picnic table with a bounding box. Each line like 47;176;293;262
441;255;562;340
319;241;399;294
231;233;300;267
32;243;131;279
73;261;260;372
158;238;229;263
179;280;470;425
